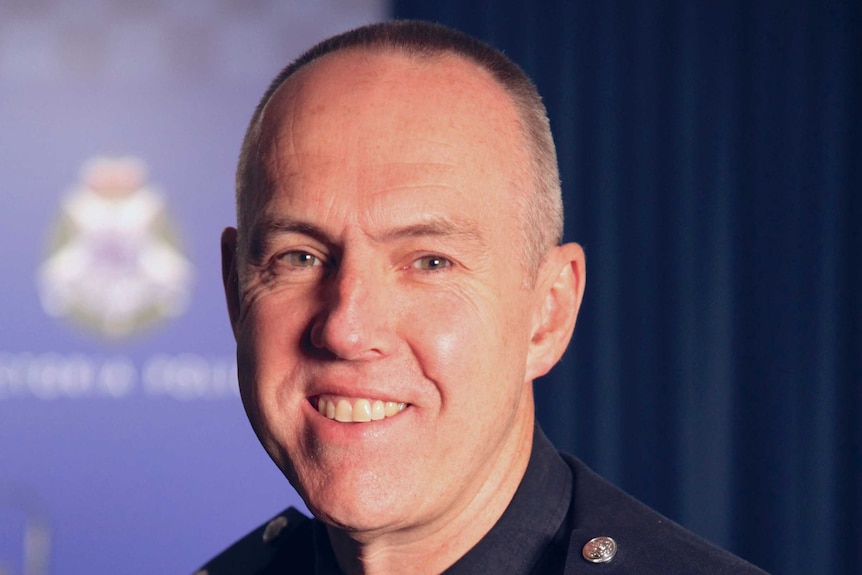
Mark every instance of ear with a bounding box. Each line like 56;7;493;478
524;243;586;381
221;227;241;340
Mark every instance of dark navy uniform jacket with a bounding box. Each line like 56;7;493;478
195;428;768;574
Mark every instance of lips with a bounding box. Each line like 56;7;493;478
314;395;408;423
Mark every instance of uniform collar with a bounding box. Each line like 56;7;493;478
312;425;573;575
442;425;574;575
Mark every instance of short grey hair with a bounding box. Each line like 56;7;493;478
236;20;563;276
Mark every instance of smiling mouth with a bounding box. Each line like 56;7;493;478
314;395;408;423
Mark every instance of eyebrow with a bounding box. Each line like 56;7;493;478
248;215;487;261
247;219;326;263
374;217;486;246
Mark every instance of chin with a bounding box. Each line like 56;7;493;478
298;471;413;533
308;498;406;534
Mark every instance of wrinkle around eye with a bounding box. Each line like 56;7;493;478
235;276;270;322
241;251;327;293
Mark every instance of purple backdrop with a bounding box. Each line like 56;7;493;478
0;2;385;573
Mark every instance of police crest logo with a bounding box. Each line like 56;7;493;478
37;157;193;339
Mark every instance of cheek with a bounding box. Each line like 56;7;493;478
405;290;483;360
404;290;528;404
235;299;309;432
424;323;461;367
239;294;309;369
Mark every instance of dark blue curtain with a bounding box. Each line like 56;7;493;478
392;2;860;574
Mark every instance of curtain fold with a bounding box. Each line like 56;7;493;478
392;2;861;574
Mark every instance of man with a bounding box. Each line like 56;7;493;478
202;20;767;575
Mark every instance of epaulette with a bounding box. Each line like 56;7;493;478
193;507;315;575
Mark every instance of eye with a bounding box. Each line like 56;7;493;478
413;255;452;271
280;251;322;268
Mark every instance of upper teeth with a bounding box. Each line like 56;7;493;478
316;396;407;423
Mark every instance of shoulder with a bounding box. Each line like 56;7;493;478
192;507;315;575
560;453;770;574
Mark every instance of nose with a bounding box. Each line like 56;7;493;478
309;263;391;360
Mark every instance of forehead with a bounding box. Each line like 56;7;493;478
249;48;529;232
262;47;521;138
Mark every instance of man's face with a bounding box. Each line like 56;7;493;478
226;49;551;536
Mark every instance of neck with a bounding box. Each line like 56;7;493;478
326;408;535;575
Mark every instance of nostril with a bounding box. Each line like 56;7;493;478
301;326;329;357
309;310;373;360
308;321;324;349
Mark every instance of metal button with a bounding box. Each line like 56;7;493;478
262;515;289;544
582;536;617;563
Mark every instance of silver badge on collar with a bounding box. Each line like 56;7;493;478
582;536;617;563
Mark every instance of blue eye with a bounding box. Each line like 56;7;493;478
414;255;451;271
